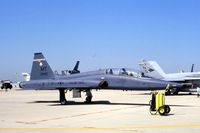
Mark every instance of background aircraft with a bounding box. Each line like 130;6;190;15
22;73;30;81
20;53;181;104
68;61;80;74
139;60;199;94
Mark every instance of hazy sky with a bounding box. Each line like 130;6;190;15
0;0;200;81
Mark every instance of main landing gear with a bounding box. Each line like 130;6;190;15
59;89;67;105
59;89;93;105
85;90;93;103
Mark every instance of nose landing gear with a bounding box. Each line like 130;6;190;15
59;89;67;105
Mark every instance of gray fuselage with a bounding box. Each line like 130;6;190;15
21;69;180;91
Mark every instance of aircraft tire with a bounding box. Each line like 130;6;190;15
85;97;92;103
60;100;67;105
165;90;171;95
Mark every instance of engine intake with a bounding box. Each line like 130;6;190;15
98;80;108;88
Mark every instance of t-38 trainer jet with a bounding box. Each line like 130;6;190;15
20;53;181;104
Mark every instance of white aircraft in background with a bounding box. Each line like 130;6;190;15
22;73;30;81
139;60;199;95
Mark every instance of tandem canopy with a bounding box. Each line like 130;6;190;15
105;68;141;77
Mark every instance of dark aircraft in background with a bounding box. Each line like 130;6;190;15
61;61;80;75
20;53;181;105
69;61;80;74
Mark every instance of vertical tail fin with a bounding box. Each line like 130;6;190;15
73;61;80;72
30;53;55;80
139;60;166;79
69;61;80;74
191;64;194;72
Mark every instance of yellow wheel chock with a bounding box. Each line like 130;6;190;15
149;84;171;116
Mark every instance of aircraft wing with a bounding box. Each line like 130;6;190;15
164;78;185;82
165;77;200;82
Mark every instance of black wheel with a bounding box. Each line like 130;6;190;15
60;100;67;105
85;97;92;103
158;106;166;116
165;89;171;95
164;105;171;114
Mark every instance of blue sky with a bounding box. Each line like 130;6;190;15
0;0;200;81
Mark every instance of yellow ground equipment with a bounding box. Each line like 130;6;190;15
149;89;171;116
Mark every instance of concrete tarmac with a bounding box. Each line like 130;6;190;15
0;89;200;133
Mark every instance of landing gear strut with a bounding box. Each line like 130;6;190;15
85;90;92;103
59;89;67;105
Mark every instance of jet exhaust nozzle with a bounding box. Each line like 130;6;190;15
19;82;24;88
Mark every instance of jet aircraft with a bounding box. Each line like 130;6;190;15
22;73;30;81
139;60;199;94
20;53;181;104
69;61;80;74
60;61;80;75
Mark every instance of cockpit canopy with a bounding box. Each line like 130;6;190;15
105;68;141;77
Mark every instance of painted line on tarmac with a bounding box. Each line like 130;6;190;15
1;124;200;131
15;106;141;124
126;124;200;129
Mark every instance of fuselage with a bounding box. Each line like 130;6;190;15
163;72;200;81
21;69;181;91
